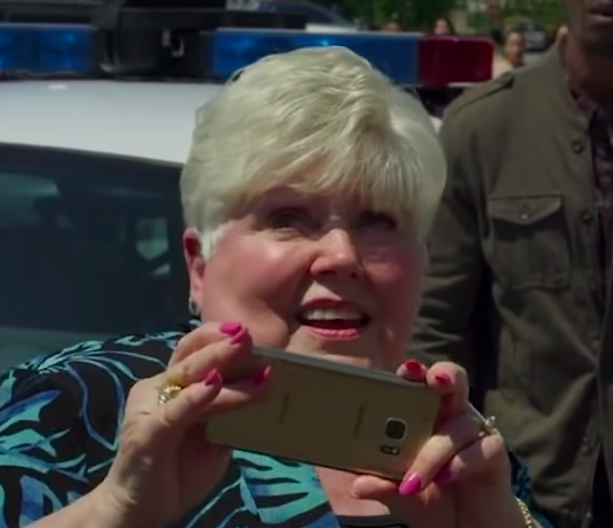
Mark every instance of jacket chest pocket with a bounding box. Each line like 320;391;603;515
486;195;571;290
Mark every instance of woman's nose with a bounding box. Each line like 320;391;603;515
309;228;363;278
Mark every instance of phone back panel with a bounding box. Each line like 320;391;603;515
207;349;440;480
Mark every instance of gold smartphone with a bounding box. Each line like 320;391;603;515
207;347;440;481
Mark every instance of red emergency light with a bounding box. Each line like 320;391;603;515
418;36;494;87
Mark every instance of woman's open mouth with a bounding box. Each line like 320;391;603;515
296;300;371;339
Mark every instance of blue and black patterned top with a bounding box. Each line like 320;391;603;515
0;323;554;528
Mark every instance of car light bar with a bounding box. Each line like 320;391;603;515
418;36;493;87
209;29;421;85
0;23;494;86
0;24;95;72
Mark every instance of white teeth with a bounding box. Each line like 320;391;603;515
299;308;365;321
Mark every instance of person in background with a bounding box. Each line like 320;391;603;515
381;19;402;32
431;16;456;36
493;28;526;77
410;0;613;525
0;47;553;528
553;23;569;46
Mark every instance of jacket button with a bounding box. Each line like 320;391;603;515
572;139;585;153
519;202;531;221
581;434;594;454
581;211;593;223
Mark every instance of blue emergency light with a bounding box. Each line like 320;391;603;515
0;23;493;87
0;24;95;72
211;30;420;85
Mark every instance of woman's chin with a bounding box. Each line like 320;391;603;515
286;328;378;369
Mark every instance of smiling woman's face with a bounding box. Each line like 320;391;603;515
186;186;426;371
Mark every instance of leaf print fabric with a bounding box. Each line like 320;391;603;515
0;322;554;528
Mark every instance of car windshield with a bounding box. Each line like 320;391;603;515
0;144;188;372
258;1;353;27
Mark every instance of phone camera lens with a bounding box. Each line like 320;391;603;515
385;418;407;441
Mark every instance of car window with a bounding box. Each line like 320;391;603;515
0;145;188;372
273;3;330;24
260;1;351;26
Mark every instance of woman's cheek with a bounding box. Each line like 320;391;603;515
236;241;310;296
370;252;422;290
370;257;423;317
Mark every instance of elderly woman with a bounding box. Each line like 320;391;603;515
0;47;552;528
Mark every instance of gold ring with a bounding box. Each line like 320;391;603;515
478;415;498;438
157;383;183;405
468;403;499;438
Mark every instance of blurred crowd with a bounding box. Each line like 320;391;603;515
379;12;569;80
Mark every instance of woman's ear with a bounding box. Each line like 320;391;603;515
183;228;206;313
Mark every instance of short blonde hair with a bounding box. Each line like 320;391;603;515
180;46;446;255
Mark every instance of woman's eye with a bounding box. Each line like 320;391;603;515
358;210;398;230
267;209;312;230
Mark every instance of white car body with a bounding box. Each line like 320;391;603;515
0;81;224;163
0;80;440;162
305;23;357;34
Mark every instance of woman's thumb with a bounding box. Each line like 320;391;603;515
350;475;398;501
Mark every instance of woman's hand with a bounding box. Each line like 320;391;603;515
92;322;267;528
350;361;527;528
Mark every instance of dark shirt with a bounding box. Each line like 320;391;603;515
0;323;553;527
571;87;613;279
569;75;613;528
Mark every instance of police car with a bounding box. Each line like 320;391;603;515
0;0;491;371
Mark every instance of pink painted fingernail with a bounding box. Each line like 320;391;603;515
253;366;272;387
434;466;453;484
220;322;242;336
398;474;421;497
230;327;248;345
403;360;426;378
203;368;222;386
434;374;452;386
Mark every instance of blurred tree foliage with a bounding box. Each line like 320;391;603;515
315;0;565;33
467;0;565;37
313;0;457;30
501;0;566;30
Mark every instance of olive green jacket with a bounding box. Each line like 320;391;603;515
410;47;613;528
